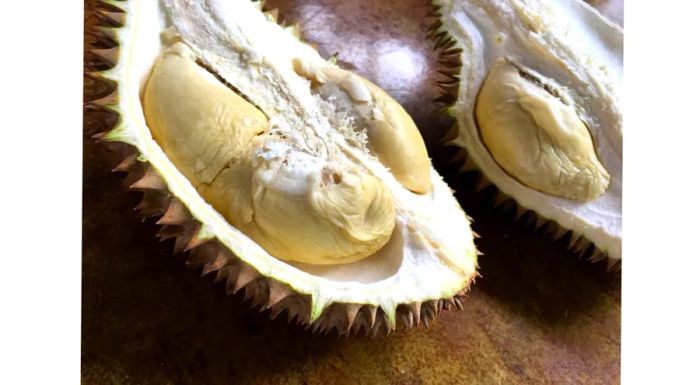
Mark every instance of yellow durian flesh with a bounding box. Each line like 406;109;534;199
292;59;432;194
144;43;396;265
475;59;610;202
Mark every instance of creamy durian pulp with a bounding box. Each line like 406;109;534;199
144;42;399;265
102;0;477;325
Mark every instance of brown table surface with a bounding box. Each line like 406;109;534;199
83;1;621;384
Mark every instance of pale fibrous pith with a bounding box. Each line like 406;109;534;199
431;0;622;263
87;0;478;334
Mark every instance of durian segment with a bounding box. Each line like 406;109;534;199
476;58;610;202
293;61;432;194
144;43;396;265
99;0;478;328
435;0;622;259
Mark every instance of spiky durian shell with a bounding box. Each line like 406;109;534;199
426;0;620;271
84;0;474;336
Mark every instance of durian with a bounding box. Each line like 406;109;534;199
87;0;479;334
430;0;622;264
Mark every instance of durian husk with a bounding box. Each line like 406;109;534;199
84;0;475;336
426;1;619;271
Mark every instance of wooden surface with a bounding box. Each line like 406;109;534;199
83;1;622;384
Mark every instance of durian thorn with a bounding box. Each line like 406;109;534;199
430;300;440;316
475;175;492;192
213;265;230;283
588;248;606;263
435;36;455;50
551;225;569;242
157;199;191;226
265;280;293;309
370;316;383;338
400;311;413;329
173;232;193;254
93;10;125;28
515;206;529;221
568;232;582;249
431;32;448;48
201;249;229;276
89;47;119;66
96;0;126;13
89;26;119;47
232;263;260;294
408;303;421;328
436;69;459;81
533;216;548;231
426;0;442;18
493;191;510;208
421;313;432;329
241;283;257;303
223;265;242;295
454;296;464;311
366;305;378;330
89;91;119;109
130;167;166;191
441;47;463;56
112;153;139;173
426;8;442;18
156;224;183;241
573;239;592;255
269;306;285;321
134;192;167;218
426;20;442;33
344;304;362;333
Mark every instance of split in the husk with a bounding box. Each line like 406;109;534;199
86;0;479;335
429;0;622;267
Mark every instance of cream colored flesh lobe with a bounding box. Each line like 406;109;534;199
476;59;610;202
144;44;396;265
435;0;623;259
105;0;478;320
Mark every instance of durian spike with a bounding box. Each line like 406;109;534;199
129;167;166;191
344;304;363;334
233;264;260;294
265;280;294;309
157;199;191;226
201;249;229;276
111;153;139;173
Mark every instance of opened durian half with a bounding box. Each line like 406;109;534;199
89;0;478;335
431;0;622;263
